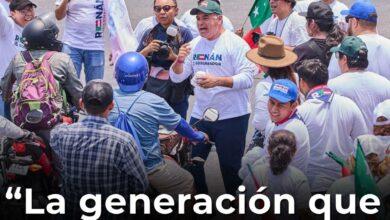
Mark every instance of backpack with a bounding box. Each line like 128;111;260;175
114;91;146;160
11;51;62;130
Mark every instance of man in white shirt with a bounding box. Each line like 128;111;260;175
169;1;257;195
328;1;390;80
180;0;234;38
322;0;348;31
267;0;309;47
296;59;368;193
55;0;105;83
0;0;36;117
328;36;390;132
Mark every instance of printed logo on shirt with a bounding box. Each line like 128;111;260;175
14;34;25;49
95;0;104;38
193;53;222;66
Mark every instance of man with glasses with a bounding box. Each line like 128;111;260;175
55;0;106;83
328;36;390;132
0;0;36;118
133;0;187;44
328;1;390;80
266;0;309;48
137;0;193;118
170;1;257;195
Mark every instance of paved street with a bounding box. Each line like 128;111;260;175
31;0;390;196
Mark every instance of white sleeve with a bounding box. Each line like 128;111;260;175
290;17;309;46
328;53;342;79
231;39;257;90
0;3;12;38
55;0;63;6
222;16;234;32
169;51;194;83
253;83;270;132
134;19;147;44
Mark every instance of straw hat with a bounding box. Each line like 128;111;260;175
246;35;298;68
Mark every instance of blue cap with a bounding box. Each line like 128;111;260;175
268;79;298;103
341;1;377;23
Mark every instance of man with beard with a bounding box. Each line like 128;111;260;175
328;1;390;80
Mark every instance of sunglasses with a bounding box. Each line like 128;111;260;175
153;5;176;13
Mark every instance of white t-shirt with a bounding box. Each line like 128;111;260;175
169;30;257;120
328;34;390;80
55;0;105;51
180;9;234;38
0;1;9;14
0;3;24;78
253;76;273;133
262;116;311;173
298;93;368;192
267;11;309;47
133;16;187;44
328;71;390;132
328;0;349;31
293;0;317;13
242;164;311;219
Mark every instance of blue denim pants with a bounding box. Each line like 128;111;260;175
62;44;105;83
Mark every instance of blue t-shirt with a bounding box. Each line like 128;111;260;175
136;23;193;70
108;90;181;173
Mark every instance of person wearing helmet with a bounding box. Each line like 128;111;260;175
0;0;36;118
0;15;83;143
108;52;208;196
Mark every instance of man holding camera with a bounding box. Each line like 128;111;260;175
137;0;193;119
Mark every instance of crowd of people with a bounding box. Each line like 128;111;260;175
0;0;390;218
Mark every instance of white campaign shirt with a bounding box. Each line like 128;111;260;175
133;16;187;44
328;34;390;80
169;30;257;120
0;3;24;78
267;11;309;47
328;71;390;132
242;164;311;219
55;0;105;51
329;0;349;31
180;9;234;38
298;93;368;192
262;117;311;174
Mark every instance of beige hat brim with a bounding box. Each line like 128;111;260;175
246;48;298;68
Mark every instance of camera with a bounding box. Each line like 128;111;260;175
154;40;170;61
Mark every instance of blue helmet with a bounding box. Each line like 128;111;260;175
115;52;149;93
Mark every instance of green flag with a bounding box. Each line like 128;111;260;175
248;0;272;28
354;139;380;198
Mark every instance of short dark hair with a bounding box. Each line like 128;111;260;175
338;50;369;70
82;80;113;115
268;130;297;175
286;0;296;9
297;59;329;88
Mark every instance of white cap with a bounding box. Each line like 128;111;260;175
373;99;390;126
355;135;390;161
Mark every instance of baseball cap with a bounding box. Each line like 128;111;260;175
341;1;377;23
268;79;298;103
190;0;222;15
373;99;390;126
330;36;367;58
82;80;113;108
9;0;37;11
299;1;334;23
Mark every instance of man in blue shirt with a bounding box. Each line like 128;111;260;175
109;52;207;196
51;80;148;218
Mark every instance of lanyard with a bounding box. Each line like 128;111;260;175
275;11;293;38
